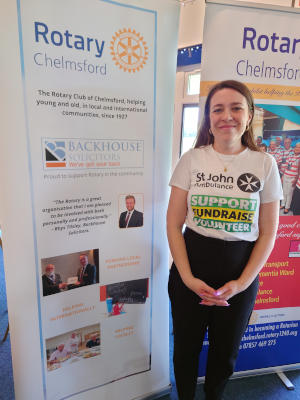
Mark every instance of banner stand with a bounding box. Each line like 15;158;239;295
0;1;179;399
197;0;300;386
277;371;295;390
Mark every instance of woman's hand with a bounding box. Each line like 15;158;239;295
184;276;230;307
167;187;227;307
214;280;244;301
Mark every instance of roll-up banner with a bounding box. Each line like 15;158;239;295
198;0;300;377
0;0;179;399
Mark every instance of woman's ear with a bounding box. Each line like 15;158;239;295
247;112;253;127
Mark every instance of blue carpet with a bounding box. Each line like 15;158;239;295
0;247;299;399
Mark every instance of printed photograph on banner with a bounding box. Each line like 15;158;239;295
46;323;101;372
41;249;99;296
118;193;144;228
289;240;300;257
100;278;149;317
253;104;300;216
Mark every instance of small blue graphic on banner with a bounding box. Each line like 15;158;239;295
44;140;66;168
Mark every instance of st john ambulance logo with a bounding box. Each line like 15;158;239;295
44;140;66;168
237;173;261;193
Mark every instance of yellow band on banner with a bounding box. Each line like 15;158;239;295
200;81;300;102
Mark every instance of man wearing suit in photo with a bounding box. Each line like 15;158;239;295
119;195;143;228
42;264;67;296
77;254;96;286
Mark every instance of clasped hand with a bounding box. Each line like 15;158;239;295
186;277;242;307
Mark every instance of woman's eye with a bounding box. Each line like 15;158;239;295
212;108;222;113
232;107;242;111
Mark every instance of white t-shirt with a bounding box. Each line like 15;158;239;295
49;347;69;362
170;145;283;241
65;336;79;353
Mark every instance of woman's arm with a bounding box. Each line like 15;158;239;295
167;186;228;305
205;200;280;303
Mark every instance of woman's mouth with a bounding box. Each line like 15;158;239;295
219;125;236;129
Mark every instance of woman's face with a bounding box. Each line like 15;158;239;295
209;88;252;149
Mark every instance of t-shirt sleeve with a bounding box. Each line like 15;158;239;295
169;150;192;191
49;351;57;362
260;154;283;203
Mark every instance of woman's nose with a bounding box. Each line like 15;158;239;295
223;108;232;119
222;108;233;120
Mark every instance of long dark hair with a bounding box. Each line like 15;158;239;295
194;80;258;151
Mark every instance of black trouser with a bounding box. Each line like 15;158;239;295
168;228;259;400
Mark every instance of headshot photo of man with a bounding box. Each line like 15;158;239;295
119;194;143;228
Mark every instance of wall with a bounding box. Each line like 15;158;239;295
178;0;205;48
178;0;294;49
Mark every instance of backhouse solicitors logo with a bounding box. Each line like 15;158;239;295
110;28;148;73
43;138;144;170
44;140;66;168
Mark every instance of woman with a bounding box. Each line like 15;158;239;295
167;80;282;400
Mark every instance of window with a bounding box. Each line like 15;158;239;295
180;104;199;155
186;71;201;96
172;67;201;169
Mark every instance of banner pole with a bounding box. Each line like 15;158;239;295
277;371;295;390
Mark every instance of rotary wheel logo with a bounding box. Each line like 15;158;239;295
237;173;261;193
110;28;148;73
